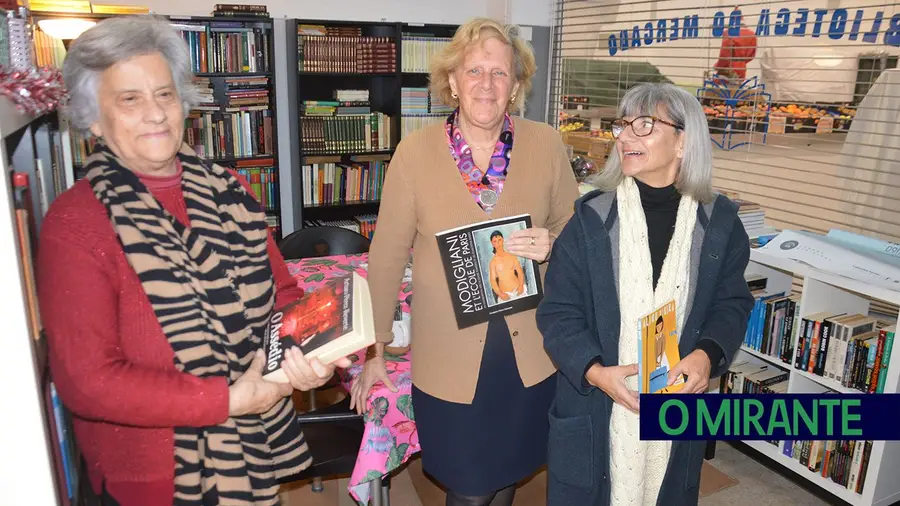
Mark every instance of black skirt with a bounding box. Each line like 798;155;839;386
411;317;556;496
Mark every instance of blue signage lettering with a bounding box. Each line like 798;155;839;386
756;9;770;37
811;9;828;37
605;5;900;56
886;13;900;46
849;9;864;40
829;9;848;40
711;12;725;38
774;8;790;36
863;11;883;43
793;8;809;36
728;10;742;37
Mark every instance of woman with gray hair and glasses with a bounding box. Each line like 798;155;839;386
36;15;349;506
536;82;754;506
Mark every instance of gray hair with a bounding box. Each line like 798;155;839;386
62;15;198;131
587;83;714;203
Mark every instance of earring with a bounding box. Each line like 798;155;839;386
509;95;516;103
451;92;458;100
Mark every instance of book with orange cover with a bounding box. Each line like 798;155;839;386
262;271;375;382
637;299;685;393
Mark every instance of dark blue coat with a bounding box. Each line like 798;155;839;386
536;188;755;506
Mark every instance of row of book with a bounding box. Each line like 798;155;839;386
783;439;873;495
796;313;895;393
297;32;397;74
742;275;797;362
193;76;271;110
184;109;275;160
299;113;392;154
302;161;387;207
401;87;454;116
400;35;452;73
720;359;874;496
172;22;271;74
234;161;278;211
32;26;66;68
720;359;789;395
401;114;446;138
742;273;896;393
302;215;378;241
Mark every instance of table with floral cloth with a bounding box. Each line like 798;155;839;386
286;253;419;505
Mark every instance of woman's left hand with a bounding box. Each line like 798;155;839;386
667;350;712;393
505;227;552;262
282;347;353;391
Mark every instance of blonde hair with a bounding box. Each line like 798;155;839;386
429;18;537;113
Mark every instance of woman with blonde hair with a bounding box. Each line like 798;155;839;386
349;17;580;506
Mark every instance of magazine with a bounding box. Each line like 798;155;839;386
262;271;375;383
435;214;544;329
637;300;685;394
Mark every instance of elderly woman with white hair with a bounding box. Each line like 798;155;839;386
536;82;754;506
36;15;349;506
351;16;579;506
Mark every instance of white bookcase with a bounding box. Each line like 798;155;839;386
734;247;900;506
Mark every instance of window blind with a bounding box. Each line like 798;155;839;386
549;0;900;316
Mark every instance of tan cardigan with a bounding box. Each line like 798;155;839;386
366;117;580;403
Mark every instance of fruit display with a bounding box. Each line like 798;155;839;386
701;98;855;134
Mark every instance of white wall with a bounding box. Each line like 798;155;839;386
105;0;553;26
560;0;900;100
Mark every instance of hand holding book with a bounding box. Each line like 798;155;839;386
666;349;712;393
281;346;353;391
503;227;552;262
229;349;295;417
585;362;641;414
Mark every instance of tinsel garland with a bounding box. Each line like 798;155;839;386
0;66;68;116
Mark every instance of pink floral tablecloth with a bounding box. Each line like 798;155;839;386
286;253;419;504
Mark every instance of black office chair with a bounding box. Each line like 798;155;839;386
278;225;371;261
277;225;380;498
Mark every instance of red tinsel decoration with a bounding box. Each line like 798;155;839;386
0;66;68;116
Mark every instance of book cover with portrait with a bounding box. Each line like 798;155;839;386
435;214;543;330
261;271;375;383
637;300;685;394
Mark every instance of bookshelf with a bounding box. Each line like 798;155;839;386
727;247;900;506
292;19;459;237
399;23;456;138
0;98;97;505
29;11;284;240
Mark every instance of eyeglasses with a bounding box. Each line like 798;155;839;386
610;116;682;138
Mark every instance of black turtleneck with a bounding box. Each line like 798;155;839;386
581;178;723;385
636;178;680;289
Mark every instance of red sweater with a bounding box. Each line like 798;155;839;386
714;28;757;80
36;163;303;505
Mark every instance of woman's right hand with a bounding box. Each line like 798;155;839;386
349;353;398;415
585;363;640;414
229;349;294;417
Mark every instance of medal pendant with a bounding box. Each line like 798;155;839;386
479;188;498;207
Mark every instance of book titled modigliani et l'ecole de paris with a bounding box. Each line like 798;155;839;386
436;214;544;330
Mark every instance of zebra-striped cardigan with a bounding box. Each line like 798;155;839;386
36;163;305;505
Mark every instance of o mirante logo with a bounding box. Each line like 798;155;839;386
639;394;900;441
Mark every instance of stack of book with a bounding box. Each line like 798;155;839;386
212;3;269;17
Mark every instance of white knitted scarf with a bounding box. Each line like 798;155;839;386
608;176;698;506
